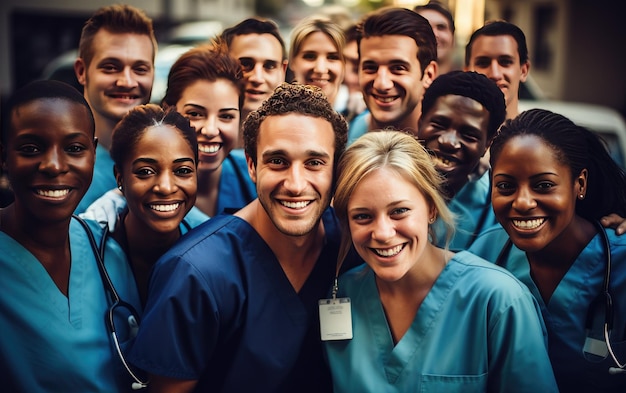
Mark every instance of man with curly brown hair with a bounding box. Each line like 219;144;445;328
127;83;352;393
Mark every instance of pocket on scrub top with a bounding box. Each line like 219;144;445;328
419;372;487;393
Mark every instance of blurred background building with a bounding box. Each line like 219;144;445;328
1;0;625;118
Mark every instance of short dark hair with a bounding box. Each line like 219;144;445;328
220;17;287;61
414;1;455;33
110;104;198;170
3;80;94;147
465;20;528;66
491;109;626;219
242;83;348;169
356;7;437;76
78;4;156;69
422;71;506;141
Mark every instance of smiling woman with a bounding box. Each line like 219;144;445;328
109;103;206;305
288;15;346;106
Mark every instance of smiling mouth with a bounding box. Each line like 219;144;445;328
199;144;221;154
280;200;312;209
512;218;545;229
372;244;405;257
150;203;180;212
36;189;70;198
372;94;397;104
432;155;455;168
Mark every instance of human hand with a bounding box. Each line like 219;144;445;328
79;188;127;232
600;213;626;235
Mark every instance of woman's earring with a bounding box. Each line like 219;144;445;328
429;217;436;224
579;194;585;200
118;184;123;192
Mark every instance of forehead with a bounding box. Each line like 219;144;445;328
229;33;284;61
178;79;240;108
417;9;451;29
9;98;94;141
257;113;335;153
359;35;420;63
469;35;520;60
130;125;192;154
495;134;564;170
298;31;338;51
90;30;155;63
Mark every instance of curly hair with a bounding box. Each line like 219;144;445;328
422;70;506;141
242;82;348;167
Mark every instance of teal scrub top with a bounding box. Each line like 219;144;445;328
324;251;558;393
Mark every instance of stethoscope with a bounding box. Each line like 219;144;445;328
496;220;625;375
74;215;149;390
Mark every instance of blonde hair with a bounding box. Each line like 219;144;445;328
288;15;346;64
334;131;455;267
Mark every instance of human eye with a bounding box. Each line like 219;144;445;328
328;53;341;61
361;62;377;74
390;207;409;217
306;158;326;168
175;166;195;176
184;110;204;120
301;52;317;61
494;181;515;194
135;167;155;177
134;64;151;75
473;58;490;68
239;58;254;73
219;112;237;121
66;144;87;154
350;212;371;222
534;181;555;192
498;57;515;67
390;64;408;73
267;157;287;167
99;62;120;73
17;144;41;155
264;61;278;70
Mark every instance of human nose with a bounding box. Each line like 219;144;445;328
486;60;503;81
373;68;393;91
372;215;395;243
198;116;219;138
283;164;307;194
39;147;68;176
512;187;537;212
248;63;265;83
437;129;461;150
116;67;138;88
314;57;328;74
153;172;177;195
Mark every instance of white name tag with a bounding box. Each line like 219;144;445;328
319;298;353;341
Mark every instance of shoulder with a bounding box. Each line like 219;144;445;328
449;251;530;295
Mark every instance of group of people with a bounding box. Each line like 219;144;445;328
2;2;626;393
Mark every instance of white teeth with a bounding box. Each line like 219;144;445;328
512;218;545;229
433;156;452;167
199;144;220;153
37;189;69;198
374;244;404;257
281;201;310;209
150;203;180;212
376;96;395;103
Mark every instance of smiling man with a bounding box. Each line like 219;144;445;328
347;7;438;145
127;83;351;393
73;4;156;213
418;70;506;250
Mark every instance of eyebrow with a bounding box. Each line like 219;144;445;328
132;157;195;165
261;149;331;160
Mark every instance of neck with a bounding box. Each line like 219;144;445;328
370;109;421;136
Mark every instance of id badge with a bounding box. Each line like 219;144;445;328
319;297;353;341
